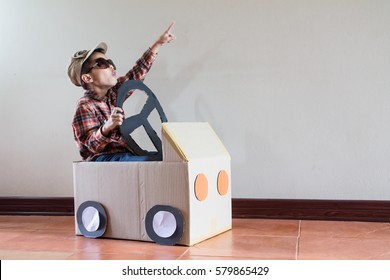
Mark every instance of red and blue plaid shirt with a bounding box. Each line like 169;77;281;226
72;48;157;161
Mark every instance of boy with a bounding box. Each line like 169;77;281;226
68;22;176;161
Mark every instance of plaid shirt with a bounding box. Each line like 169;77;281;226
72;48;157;161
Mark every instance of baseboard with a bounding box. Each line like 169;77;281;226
232;198;390;222
1;197;390;222
0;197;74;216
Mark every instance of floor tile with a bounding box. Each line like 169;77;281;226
1;216;390;260
300;220;390;239
0;231;79;252
182;230;298;260
298;236;390;260
66;251;189;260
0;229;31;243
0;216;74;231
232;218;300;237
0;249;74;260
71;237;189;257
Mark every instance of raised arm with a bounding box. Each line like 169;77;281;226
150;21;177;54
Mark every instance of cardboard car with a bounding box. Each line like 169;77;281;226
73;81;231;246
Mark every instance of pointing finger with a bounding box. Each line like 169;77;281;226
166;21;175;33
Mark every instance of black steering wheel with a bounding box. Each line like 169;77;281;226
116;80;168;159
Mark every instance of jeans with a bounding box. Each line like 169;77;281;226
95;152;161;162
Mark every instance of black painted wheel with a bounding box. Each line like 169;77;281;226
145;205;184;246
76;201;107;238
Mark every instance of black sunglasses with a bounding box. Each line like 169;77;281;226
84;57;116;74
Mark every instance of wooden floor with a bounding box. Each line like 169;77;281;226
1;216;390;260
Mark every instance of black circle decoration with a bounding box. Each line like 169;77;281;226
145;205;184;246
76;201;108;238
116;80;168;160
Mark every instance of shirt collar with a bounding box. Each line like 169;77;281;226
84;89;111;102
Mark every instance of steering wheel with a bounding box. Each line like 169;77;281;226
116;80;168;159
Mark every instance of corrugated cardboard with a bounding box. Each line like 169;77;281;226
73;122;231;246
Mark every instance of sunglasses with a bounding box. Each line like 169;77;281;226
84;57;116;74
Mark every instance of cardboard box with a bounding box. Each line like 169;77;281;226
73;122;231;246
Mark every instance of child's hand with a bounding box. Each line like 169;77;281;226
150;21;176;54
101;107;124;136
157;21;176;45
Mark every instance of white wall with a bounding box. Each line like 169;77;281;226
1;0;390;199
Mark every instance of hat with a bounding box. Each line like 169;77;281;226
67;42;108;87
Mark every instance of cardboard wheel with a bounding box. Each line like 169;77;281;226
145;205;184;246
76;201;107;238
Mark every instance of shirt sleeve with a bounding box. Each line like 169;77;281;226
114;48;157;93
72;102;111;155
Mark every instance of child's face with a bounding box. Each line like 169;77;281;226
84;52;117;90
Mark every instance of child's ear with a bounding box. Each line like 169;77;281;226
81;74;93;84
